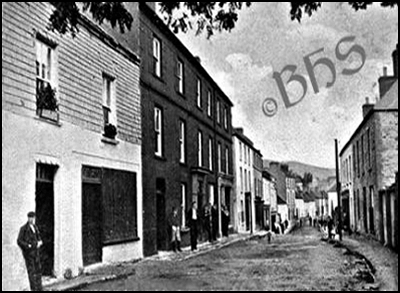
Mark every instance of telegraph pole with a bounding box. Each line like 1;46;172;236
335;139;343;241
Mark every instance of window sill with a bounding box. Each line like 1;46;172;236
152;73;164;83
177;92;186;99
155;155;167;162
101;137;119;145
103;237;140;247
34;116;62;127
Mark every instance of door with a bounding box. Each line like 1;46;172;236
36;164;56;277
245;193;251;231
82;183;102;266
82;167;103;266
156;179;166;251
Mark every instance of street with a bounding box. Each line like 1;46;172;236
76;226;376;291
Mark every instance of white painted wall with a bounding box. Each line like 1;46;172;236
2;111;143;290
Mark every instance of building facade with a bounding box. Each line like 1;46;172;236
340;45;398;244
262;171;278;230
269;162;289;224
254;149;264;231
2;2;143;290
104;3;235;256
233;128;256;233
340;144;354;231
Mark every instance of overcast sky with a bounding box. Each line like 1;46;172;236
169;2;398;168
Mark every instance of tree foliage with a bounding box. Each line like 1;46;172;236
48;2;398;37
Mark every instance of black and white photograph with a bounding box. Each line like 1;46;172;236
2;2;398;291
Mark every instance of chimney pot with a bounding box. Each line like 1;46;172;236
383;66;388;77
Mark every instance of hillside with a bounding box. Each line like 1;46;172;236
264;160;336;182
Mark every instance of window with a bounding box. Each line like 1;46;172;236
361;135;364;174
155;107;163;157
353;145;357;177
198;131;203;167
356;141;360;177
225;147;229;174
240;167;243;193
209;185;215;205
349;155;352;181
367;128;371;169
179;120;186;163
102;75;116;127
177;60;184;94
181;184;187;227
36;40;53;92
218;143;222;173
207;91;212;117
239;142;243;162
244;145;247;165
245;170;248;191
101;169;138;243
209;138;213;171
224;107;228;130
197;79;202;109
153;37;161;77
216;100;221;124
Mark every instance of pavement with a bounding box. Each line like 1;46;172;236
43;231;268;291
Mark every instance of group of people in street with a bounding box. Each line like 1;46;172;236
169;202;230;253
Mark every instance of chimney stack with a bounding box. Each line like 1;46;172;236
363;97;374;117
393;44;398;78
383;66;388;77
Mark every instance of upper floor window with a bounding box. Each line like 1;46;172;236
155;107;163;157
36;40;53;91
239;142;243;162
209;138;213;171
179;120;186;164
218;143;222;173
216;100;221;124
153;37;162;77
225;147;230;174
207;91;212;117
102;75;116;128
197;79;202;109
224;107;228;130
177;60;184;94
198;131;203;167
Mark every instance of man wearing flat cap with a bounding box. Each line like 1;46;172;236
17;212;43;291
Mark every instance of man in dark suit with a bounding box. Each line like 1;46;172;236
17;212;43;291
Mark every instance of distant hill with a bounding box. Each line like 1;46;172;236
264;160;336;183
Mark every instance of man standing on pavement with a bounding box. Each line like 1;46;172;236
169;207;182;252
187;202;199;251
17;212;43;291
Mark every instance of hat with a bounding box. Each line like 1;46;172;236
27;212;36;218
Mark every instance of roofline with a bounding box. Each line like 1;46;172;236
340;108;398;156
140;3;234;107
76;11;141;65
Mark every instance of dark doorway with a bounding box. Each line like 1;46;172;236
225;187;232;225
369;187;375;234
245;193;251;231
156;178;167;251
36;164;57;277
363;188;368;233
82;167;102;267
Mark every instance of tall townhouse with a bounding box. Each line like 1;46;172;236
254;149;264;230
340;44;398;246
340;143;354;231
2;2;143;290
104;3;234;256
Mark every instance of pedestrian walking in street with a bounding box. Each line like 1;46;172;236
221;205;230;237
204;203;212;243
187;202;199;251
17;212;43;291
284;219;289;231
211;204;219;241
327;216;334;240
169;207;182;252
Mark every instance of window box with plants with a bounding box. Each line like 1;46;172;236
103;123;118;140
36;84;59;122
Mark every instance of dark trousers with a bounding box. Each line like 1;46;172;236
24;251;42;291
190;221;198;250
